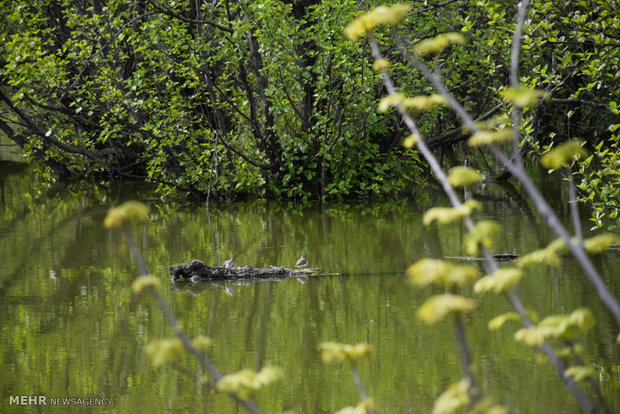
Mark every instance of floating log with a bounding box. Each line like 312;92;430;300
444;253;519;262
169;259;314;282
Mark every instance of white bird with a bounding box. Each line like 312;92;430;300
223;258;235;269
295;256;308;268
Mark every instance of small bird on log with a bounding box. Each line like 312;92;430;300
295;256;308;268
223;258;235;269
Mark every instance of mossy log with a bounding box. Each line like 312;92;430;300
169;259;314;282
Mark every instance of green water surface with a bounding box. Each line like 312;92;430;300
1;164;618;413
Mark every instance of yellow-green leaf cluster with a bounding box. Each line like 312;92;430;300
463;220;500;255
488;312;521;330
403;133;419;148
432;379;470;414
423;200;481;226
515;308;596;346
335;398;375;414
144;337;184;367
372;58;390;70
564;366;595;382
468;128;513;147
344;4;412;41
379;93;446;114
500;86;550;108
414;33;466;56
472;114;511;131
470;397;509;414
319;342;373;363
192;335;213;350
558;344;585;358
103;201;150;228
583;232;620;254
402;94;448;112
216;367;284;399
569;308;597;331
474;268;523;294
516;238;566;268
417;294;476;325
541;140;588;169
378;92;405;113
447;166;483;188
131;275;161;294
407;259;479;288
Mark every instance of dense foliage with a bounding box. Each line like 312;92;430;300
0;1;618;215
0;0;425;201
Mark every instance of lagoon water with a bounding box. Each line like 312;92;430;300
1;163;619;413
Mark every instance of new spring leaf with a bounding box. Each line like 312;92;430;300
423;200;482;225
417;294;476;324
319;342;373;363
474;268;523;294
541;140;588;169
104;201;150;228
407;259;479;288
216;367;284;400
414;33;465;55
447;166;484;187
344;4;412;41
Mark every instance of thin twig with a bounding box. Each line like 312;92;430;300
453;313;482;404
350;361;377;414
564;168;584;243
508;0;529;169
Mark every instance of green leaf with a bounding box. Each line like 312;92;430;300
447;166;483;188
319;342;373;363
423;200;482;226
103;201;150;228
401;94;448;112
462;220;500;255
568;308;596;331
414;33;466;56
378;93;405;113
515;308;596;346
432;379;470;414
474;268;523;294
335;399;376;414
468;128;513;147
131;275;161;294
144;338;184;367
403;133;419;148
417;294;476;324
372;58;390;71
216;366;284;400
344;4;412;41
515;238;566;268
564;366;595;382
191;335;213;351
500;86;550;108
583;232;620;254
541;140;588;169
407;259;480;288
488;312;521;330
